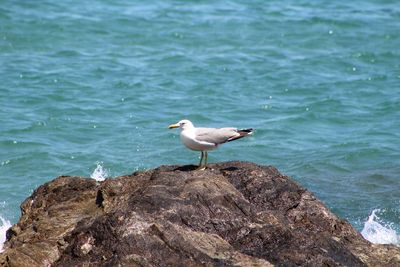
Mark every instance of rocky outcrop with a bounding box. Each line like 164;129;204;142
1;161;399;266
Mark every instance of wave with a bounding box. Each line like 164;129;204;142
361;209;400;245
90;162;108;182
0;216;12;252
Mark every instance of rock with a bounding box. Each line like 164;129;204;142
1;161;399;266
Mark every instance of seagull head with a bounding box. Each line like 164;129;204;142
168;119;194;130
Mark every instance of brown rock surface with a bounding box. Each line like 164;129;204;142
1;161;399;266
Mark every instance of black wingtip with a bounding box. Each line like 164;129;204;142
226;128;254;143
239;128;254;134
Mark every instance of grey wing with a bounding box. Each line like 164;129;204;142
195;127;240;145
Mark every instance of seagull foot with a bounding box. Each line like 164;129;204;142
196;166;207;171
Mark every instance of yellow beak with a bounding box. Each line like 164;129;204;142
168;123;179;129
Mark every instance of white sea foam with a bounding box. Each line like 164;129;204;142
361;209;400;245
0;216;12;252
90;162;108;182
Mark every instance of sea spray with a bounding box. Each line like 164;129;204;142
0;216;12;252
361;209;400;245
90;162;108;182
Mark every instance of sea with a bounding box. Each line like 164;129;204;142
1;0;399;250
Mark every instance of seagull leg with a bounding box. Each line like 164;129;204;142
198;151;204;167
204;151;208;167
197;151;207;170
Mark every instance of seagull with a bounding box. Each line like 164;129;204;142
168;119;253;169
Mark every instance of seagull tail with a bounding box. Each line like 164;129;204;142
227;128;254;142
238;128;254;136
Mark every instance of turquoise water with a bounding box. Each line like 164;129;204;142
1;0;399;243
